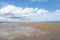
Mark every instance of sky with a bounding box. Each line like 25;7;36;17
0;0;60;22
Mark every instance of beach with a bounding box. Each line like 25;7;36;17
0;22;60;40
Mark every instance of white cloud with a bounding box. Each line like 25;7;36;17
0;17;20;22
0;5;60;22
30;0;48;2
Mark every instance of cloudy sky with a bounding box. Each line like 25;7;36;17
0;0;60;22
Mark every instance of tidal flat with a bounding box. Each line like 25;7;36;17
0;22;60;40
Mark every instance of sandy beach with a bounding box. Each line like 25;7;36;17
0;22;60;40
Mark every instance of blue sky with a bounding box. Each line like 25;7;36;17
0;0;60;11
0;0;60;22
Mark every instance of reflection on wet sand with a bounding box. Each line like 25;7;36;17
0;26;60;40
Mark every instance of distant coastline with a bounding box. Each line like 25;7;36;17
0;21;60;23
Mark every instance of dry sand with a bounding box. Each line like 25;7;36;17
0;22;60;40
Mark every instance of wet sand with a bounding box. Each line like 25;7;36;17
0;22;60;40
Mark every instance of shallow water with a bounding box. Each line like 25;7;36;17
0;26;60;40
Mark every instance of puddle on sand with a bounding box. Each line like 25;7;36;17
0;26;60;40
